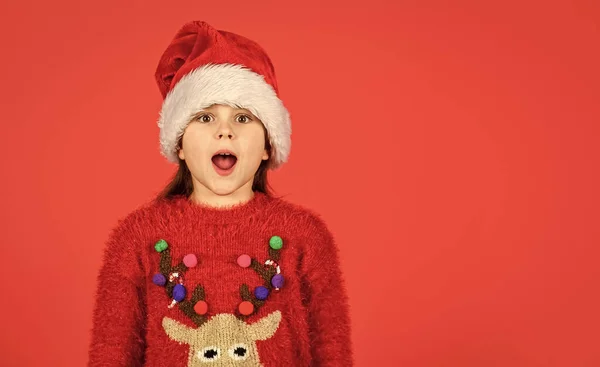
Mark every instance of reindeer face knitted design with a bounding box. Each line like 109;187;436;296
152;233;286;366
162;312;281;366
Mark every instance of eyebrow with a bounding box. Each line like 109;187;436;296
200;106;251;113
232;108;257;118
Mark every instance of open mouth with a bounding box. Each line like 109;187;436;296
211;150;238;176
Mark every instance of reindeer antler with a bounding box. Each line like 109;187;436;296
238;235;285;319
153;239;208;327
152;235;285;325
178;284;207;326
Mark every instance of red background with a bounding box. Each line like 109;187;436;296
1;0;599;366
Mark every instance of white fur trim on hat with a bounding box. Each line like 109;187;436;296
157;63;291;168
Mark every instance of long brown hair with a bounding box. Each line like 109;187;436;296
156;125;273;200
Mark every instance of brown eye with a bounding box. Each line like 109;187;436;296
236;115;251;123
196;114;212;123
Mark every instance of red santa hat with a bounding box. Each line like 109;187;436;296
154;21;291;168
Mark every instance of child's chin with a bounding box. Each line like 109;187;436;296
209;183;242;196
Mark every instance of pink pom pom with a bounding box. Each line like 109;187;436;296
183;254;198;268
237;254;251;268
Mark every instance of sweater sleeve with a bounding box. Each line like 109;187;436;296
88;216;147;367
301;214;354;366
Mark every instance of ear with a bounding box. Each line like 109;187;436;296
246;310;282;341
262;148;269;161
162;316;193;344
178;148;185;160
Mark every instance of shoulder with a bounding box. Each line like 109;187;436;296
267;196;343;270
107;196;179;241
265;195;333;238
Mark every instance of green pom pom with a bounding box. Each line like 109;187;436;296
269;235;283;250
155;239;168;252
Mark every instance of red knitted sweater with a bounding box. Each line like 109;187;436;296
88;192;353;366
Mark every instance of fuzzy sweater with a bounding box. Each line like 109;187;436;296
88;192;353;367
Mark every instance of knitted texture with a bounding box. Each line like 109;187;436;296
88;192;353;366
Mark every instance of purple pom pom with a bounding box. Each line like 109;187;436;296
271;274;284;289
254;286;270;300
173;284;186;302
152;273;166;286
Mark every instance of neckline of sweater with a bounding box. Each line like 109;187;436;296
158;191;272;225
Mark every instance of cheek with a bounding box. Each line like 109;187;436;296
242;128;267;154
181;129;212;158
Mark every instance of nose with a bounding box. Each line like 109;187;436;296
215;120;234;139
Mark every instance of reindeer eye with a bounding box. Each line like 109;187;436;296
198;346;221;361
228;343;249;361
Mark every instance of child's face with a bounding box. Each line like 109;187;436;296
178;104;269;198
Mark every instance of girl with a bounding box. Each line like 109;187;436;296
88;20;353;367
